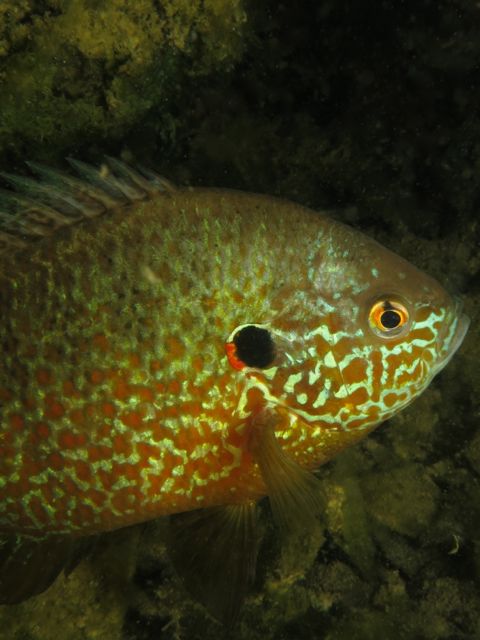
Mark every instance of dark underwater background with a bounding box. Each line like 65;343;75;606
0;1;479;638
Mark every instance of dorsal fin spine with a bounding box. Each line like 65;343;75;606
0;159;176;253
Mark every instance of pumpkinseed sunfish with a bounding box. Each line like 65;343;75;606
0;159;469;621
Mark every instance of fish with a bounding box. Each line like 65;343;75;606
0;159;469;621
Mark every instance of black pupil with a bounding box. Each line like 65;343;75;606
381;309;401;329
233;325;276;368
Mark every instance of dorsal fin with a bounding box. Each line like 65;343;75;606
0;158;176;254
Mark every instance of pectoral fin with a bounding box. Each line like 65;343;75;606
250;412;324;533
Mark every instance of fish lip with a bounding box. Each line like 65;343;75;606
431;302;470;376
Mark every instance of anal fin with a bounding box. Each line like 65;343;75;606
168;502;259;625
0;534;92;604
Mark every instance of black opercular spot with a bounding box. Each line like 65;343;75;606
233;325;276;368
380;309;401;329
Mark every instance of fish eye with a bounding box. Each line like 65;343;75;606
225;324;276;370
368;298;410;339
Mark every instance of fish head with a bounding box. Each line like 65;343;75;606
320;231;470;420
226;222;469;433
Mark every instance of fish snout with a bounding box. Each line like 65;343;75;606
431;298;470;377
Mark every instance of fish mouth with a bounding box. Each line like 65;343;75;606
431;301;470;377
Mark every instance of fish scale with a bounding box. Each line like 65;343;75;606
0;189;328;534
0;164;469;615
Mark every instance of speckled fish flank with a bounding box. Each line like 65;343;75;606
0;161;469;613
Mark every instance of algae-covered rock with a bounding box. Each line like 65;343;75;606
413;577;480;640
323;452;377;579
361;464;440;538
0;554;126;640
0;0;247;165
466;428;480;473
310;561;369;613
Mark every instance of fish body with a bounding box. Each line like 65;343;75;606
0;164;469;612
